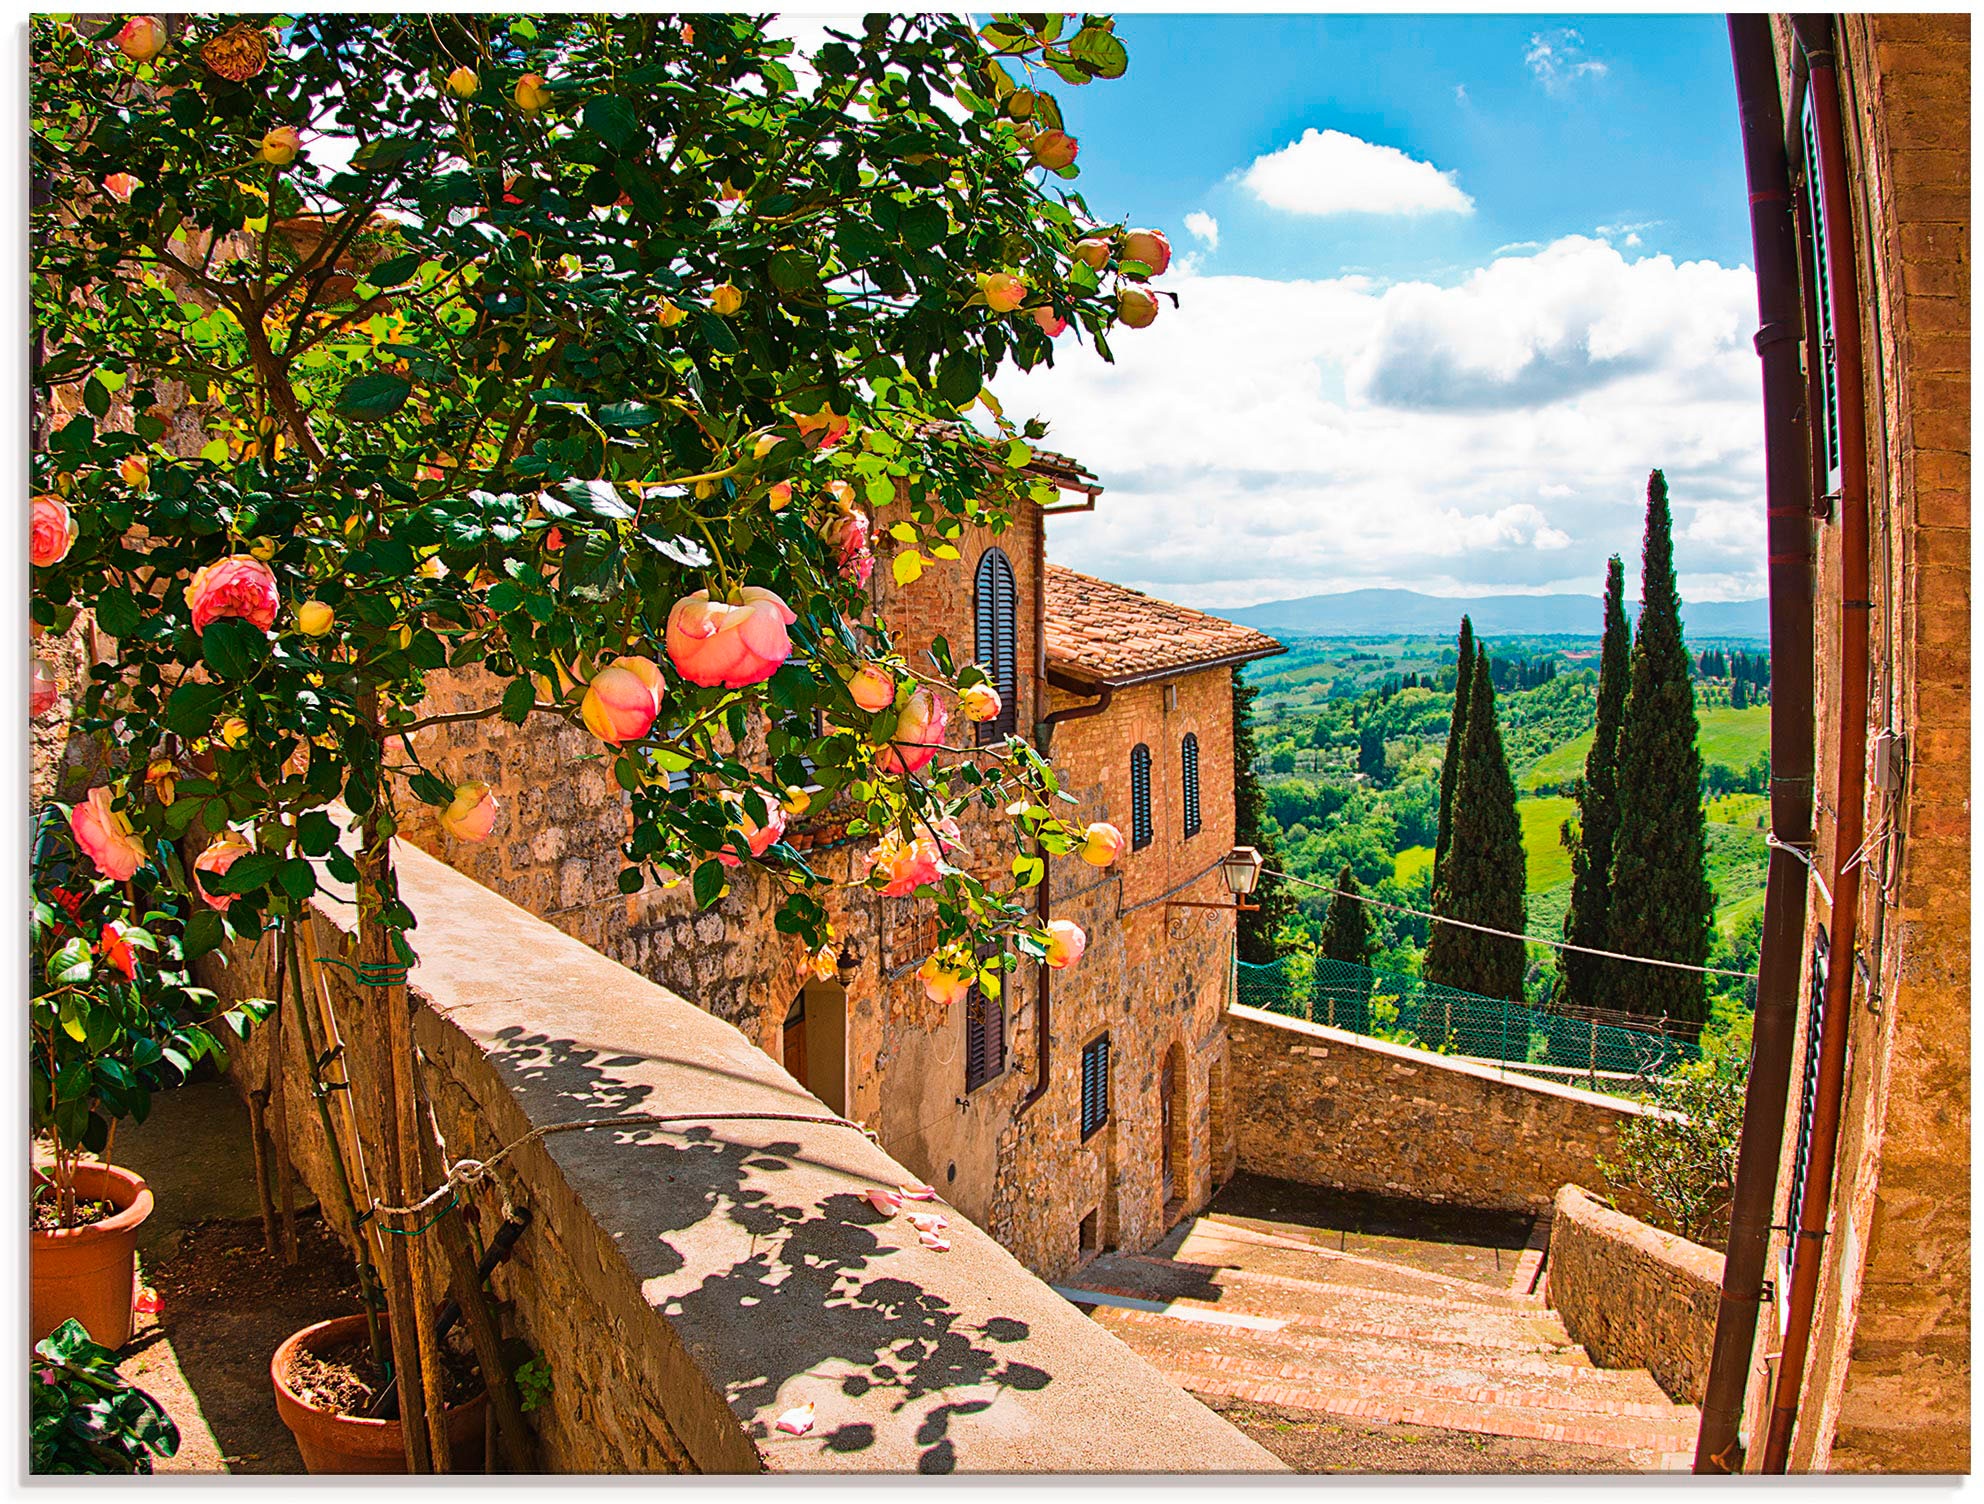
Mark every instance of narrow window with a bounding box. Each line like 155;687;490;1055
1181;732;1201;839
974;548;1020;743
1130;743;1153;850
964;955;1006;1093
1798;98;1843;497
1080;1033;1111;1139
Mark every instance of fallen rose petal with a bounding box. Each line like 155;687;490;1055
918;1233;951;1252
134;1286;162;1315
907;1211;949;1233
775;1402;815;1436
865;1188;904;1216
899;1183;937;1202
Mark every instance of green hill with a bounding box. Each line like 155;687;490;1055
1522;704;1770;791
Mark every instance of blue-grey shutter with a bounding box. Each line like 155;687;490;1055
974;548;1019;744
1782;929;1830;1292
1799;99;1844;497
1182;733;1201;838
1080;1034;1110;1138
1130;744;1153;850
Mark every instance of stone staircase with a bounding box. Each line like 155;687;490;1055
1059;1209;1701;1471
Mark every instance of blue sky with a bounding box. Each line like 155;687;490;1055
985;15;1770;609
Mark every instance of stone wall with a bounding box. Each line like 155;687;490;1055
212;836;1281;1474
1225;1005;1652;1217
1547;1185;1723;1406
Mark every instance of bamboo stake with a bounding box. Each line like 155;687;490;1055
263;954;300;1263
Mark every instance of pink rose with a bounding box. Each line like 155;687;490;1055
847;663;896;713
1122;228;1172;275
863;830;944;897
103;173;140;201
1032;306;1068;338
580;655;664;745
30;658;57;718
918;956;972;1008
30;494;76;568
979;272;1027;313
70;785;147;882
1080;821;1125;868
439;782;499;843
1028;131;1078;170
186;556;279;634
113;15;166;61
820;507;871;572
716;788;786;868
959;683;1002;723
192;830;253;910
843;546;875;589
665;587;795;689
1043;918;1087;970
875;686;947;776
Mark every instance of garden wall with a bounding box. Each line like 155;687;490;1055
1546;1184;1723;1406
1225;1004;1653;1216
212;836;1278;1474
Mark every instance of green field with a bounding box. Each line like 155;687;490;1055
1394;844;1434;885
1518;795;1577;891
1521;704;1771;791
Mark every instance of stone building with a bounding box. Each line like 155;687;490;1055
1723;14;1969;1474
398;456;1283;1282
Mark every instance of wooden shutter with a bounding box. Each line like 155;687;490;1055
974;548;1019;744
964;982;1005;1093
1080;1034;1110;1139
1782;928;1830;1297
1798;98;1844;498
1181;733;1201;838
1130;743;1153;850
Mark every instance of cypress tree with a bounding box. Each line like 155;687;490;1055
1322;865;1371;967
1432;615;1474;886
1606;471;1716;1033
1556;556;1631;1010
1424;653;1527;1000
1232;675;1297;964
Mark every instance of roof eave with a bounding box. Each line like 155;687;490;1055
1044;640;1288;692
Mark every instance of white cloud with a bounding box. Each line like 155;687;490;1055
1454;84;1469;105
1183;211;1220;251
1239;128;1475;218
991;236;1764;607
1526;28;1610;94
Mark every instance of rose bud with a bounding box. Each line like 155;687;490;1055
144;758;176;806
192;829;253;910
446;65;479;98
103;173;140;202
1043;918;1087;970
978;272;1027;314
30;494;77;568
753;433;782;460
259;127;301;167
1122;227;1172;275
114;15;167;62
1117;286;1159;329
766;482;793;512
1029;130;1078;170
780;784;813;818
579;655;665;745
1032;306;1068;338
119;454;149;489
30;658;58;719
219;716;250;749
186;555;280;633
716;788;787;868
917;955;972;1008
1080;821;1126;868
875;685;947;776
959;683;1002;723
439;781;499;843
296;600;335;637
666;587;796;689
711;282;744;316
514;72;553;113
655;298;688;328
70;785;147;882
1072;237;1112;269
848;663;897;713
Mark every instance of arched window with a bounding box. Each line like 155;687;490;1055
974;548;1019;744
1130;743;1153;850
1181;733;1202;839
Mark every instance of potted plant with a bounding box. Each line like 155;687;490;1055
30;809;271;1348
32;1318;181;1474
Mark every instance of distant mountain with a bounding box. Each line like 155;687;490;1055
1222;588;1770;642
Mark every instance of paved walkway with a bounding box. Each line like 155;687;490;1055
1059;1173;1700;1473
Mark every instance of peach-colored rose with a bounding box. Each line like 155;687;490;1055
580;655;664;745
1043;918;1087;970
820;507;870;574
439;782;499;843
30;658;57;718
665;587;795;689
1122;228;1172;275
113;15;166;61
103;173;140;202
917;955;972;1008
1028;130;1078;170
795;407;849;450
847;663;896;713
30;494;76;568
863;830;943;897
1072;237;1112;269
875;686;947;776
119;454;149;489
711;282;744;316
192;829;253;910
959;683;1002;723
1117;286;1159;329
766;482;793;511
70;786;147;882
716;788;787;868
1032;306;1068;337
1080;821;1126;868
186;555;279;633
514;73;552;113
979;272;1027;313
259;127;301;166
446;65;480;98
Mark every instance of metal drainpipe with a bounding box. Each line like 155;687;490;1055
1760;13;1874;1473
1693;15;1819;1472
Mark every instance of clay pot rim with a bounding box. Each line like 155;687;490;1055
30;1162;155;1243
272;1315;486;1431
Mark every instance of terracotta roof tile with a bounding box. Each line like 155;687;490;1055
1044;565;1286;686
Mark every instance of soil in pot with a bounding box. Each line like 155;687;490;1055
31;1195;115;1232
30;1163;154;1349
271;1315;490;1474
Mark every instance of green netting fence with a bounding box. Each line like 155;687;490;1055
1236;956;1697;1079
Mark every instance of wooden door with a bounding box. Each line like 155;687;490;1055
1159;1061;1175;1201
782;994;807;1082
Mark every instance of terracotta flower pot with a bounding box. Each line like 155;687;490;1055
30;1162;154;1349
271;1315;489;1474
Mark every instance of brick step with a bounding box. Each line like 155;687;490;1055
1169;1215;1543;1308
1090;1306;1685;1421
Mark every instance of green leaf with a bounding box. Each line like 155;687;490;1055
581;95;641;150
1069;26;1129;78
368;251;422;287
900;202;949;249
209;851;282;895
597;401;660;430
182;910;224;960
336;372;413;420
691;859;725;909
501;676;535;724
297;810;339;856
200;618;269;682
277;859;318;901
617;865;645;895
936;351;982;407
94;589;143;638
768;249;819;293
